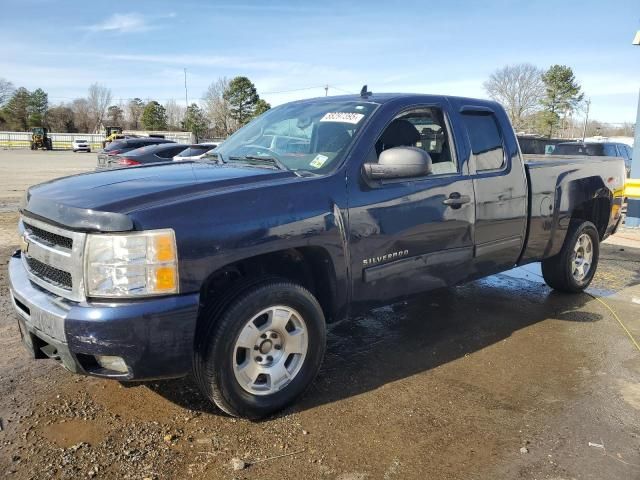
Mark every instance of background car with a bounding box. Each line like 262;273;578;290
173;142;220;161
552;141;633;176
96;137;176;169
71;139;91;152
99;142;191;169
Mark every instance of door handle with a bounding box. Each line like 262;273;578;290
443;193;471;208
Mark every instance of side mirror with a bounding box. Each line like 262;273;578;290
363;146;432;180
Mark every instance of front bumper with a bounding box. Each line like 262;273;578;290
8;251;200;381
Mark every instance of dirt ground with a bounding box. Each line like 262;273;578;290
0;150;639;480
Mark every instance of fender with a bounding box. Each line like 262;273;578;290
128;170;351;318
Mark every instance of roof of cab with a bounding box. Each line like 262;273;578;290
287;93;498;107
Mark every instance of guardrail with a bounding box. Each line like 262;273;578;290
625;179;640;199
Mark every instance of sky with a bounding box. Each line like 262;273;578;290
0;0;639;124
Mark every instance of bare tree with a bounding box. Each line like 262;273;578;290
47;104;76;132
71;98;92;133
0;78;15;107
127;98;144;130
203;77;236;137
483;64;545;131
87;83;112;132
164;99;186;130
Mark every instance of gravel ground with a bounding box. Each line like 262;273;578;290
0;149;639;479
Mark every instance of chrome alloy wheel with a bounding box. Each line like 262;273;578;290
571;233;593;282
232;306;308;396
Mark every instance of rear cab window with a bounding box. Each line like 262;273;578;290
177;146;209;157
460;112;505;171
603;144;618;157
127;145;156;156
156;145;189;159
105;140;126;152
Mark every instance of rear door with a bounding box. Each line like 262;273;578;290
348;103;476;305
456;104;528;275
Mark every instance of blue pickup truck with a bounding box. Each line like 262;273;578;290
9;93;626;418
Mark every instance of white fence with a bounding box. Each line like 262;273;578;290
0;131;195;150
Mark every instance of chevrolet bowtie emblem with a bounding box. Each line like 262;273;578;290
20;234;29;254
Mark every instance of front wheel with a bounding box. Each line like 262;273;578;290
194;279;326;419
542;220;600;293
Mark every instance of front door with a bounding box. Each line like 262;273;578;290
348;105;475;306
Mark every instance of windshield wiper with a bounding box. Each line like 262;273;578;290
201;151;225;164
228;155;288;171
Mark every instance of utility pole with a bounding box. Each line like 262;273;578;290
581;98;591;141
626;31;640;227
184;68;189;108
324;84;328;96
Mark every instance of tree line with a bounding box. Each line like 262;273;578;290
483;63;632;139
0;76;270;140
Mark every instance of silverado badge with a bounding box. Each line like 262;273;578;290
363;249;409;266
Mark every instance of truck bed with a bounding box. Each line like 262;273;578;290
519;154;625;264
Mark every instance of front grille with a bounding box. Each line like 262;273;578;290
24;222;73;250
25;256;72;290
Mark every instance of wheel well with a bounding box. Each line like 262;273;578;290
199;247;339;323
571;197;610;239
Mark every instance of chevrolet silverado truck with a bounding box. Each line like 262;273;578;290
9;93;625;419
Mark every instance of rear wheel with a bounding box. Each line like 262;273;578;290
194;279;326;419
542;220;599;293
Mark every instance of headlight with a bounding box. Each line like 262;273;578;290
85;229;178;297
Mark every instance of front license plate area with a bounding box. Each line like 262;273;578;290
29;308;65;341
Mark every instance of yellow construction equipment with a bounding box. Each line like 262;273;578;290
102;126;124;148
30;127;53;150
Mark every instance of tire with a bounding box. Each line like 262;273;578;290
194;279;326;419
542;220;599;293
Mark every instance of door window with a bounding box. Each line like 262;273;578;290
376;107;458;175
461;112;505;171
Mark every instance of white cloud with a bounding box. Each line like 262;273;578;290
84;12;174;33
86;13;146;33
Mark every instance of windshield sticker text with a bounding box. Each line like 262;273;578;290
320;112;365;124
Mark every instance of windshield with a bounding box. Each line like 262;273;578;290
213;100;379;173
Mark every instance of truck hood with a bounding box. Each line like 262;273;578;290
23;162;295;231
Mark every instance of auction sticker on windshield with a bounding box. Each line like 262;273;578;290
310;154;329;168
320;112;364;124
